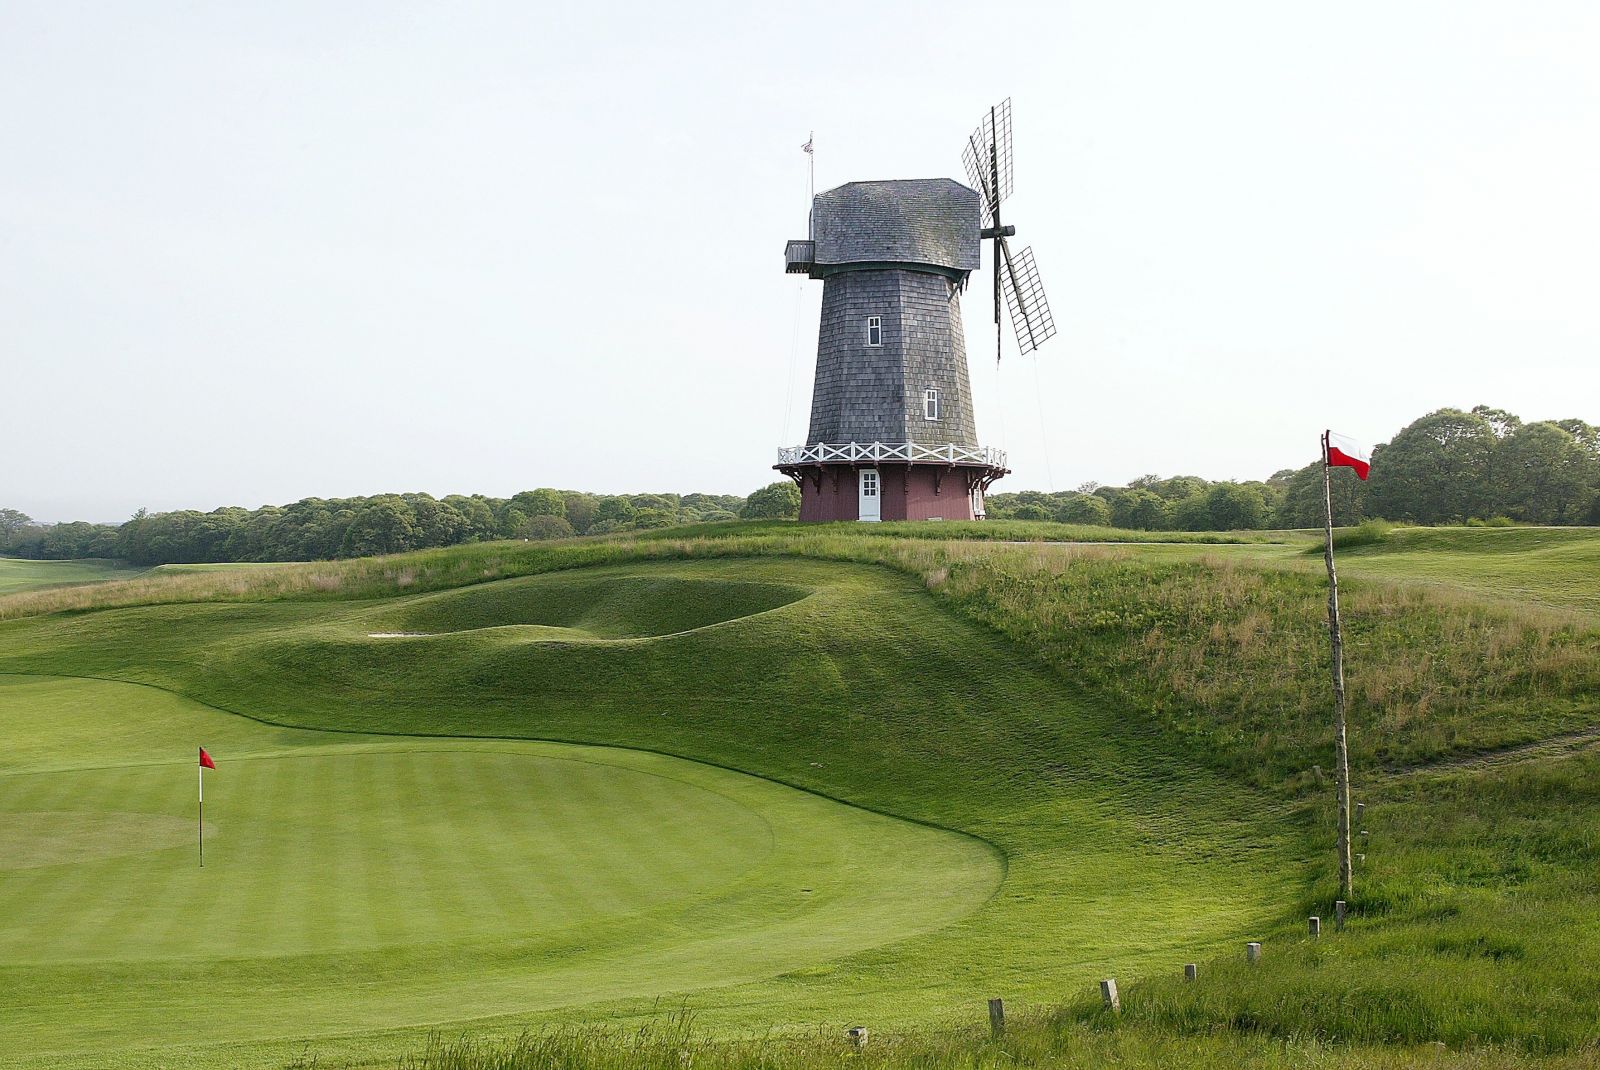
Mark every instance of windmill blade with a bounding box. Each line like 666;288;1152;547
998;240;1057;355
961;98;1013;226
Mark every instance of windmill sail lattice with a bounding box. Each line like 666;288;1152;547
999;245;1057;354
963;97;1056;362
961;98;1013;227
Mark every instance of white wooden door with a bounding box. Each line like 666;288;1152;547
857;468;881;522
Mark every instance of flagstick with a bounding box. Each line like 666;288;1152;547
1322;431;1354;900
198;761;204;869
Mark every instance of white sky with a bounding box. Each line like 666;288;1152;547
4;1;1597;522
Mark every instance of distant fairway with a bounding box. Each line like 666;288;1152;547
0;557;145;594
0;674;998;1065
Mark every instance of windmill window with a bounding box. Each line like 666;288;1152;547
866;316;883;347
924;389;941;420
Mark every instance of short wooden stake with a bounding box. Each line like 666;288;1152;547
1309;915;1321;938
1184;963;1198;981
1356;801;1365;823
1335;900;1347;930
1100;978;1120;1012
988;997;1005;1037
1247;941;1262;963
846;1027;868;1050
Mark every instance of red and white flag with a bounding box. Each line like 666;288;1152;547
1325;431;1371;481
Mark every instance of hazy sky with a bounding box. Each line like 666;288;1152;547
4;2;1597;522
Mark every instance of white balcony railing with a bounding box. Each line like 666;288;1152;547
777;441;1007;468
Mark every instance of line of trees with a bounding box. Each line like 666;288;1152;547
0;490;763;566
5;405;1596;564
988;405;1600;530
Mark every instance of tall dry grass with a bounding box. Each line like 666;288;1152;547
396;1010;1600;1070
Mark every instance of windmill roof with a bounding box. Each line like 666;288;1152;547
812;179;981;273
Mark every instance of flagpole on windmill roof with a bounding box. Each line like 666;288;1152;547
1321;431;1354;901
803;132;815;239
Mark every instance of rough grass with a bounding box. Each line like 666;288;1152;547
1060;749;1600;1053
399;1011;1600;1070
922;541;1600;786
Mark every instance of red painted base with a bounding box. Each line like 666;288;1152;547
785;464;1000;522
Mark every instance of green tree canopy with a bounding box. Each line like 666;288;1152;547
1366;408;1500;523
341;498;418;557
1494;422;1600;524
1112;489;1171;530
1054;493;1111;526
511;489;567;517
741;481;801;520
1202;482;1268;530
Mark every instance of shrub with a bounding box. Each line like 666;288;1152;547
1327;519;1394;550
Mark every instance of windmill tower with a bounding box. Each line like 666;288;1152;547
778;99;1056;522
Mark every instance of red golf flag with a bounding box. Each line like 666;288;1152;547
199;747;215;769
1324;431;1372;481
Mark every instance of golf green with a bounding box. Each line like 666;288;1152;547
0;674;1000;1063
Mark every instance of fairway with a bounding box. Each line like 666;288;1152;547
0;557;145;595
0;673;999;1065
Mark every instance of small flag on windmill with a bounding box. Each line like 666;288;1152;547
198;747;215;866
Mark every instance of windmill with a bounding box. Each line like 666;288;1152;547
776;99;1055;522
961;98;1058;364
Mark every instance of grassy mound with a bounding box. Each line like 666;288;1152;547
376;572;810;638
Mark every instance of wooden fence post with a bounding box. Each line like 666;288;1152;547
988;998;1005;1037
1100;978;1120;1012
1247;941;1262;963
1309;916;1321;938
1335;900;1347;930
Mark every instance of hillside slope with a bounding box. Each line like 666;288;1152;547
0;555;1287;1069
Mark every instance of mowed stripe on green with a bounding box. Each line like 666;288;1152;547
0;674;999;1062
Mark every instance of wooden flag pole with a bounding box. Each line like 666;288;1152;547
1322;431;1354;900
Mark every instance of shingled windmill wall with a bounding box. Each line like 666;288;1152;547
807;270;977;447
